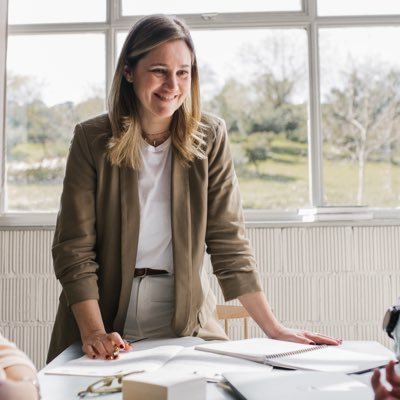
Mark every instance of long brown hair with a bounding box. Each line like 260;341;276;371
107;14;206;169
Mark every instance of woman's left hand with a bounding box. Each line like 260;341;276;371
270;326;342;346
238;291;341;345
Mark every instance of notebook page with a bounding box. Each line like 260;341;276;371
161;347;272;382
195;338;320;363
45;345;184;376
267;345;394;373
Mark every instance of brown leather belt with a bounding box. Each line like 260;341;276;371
134;268;169;278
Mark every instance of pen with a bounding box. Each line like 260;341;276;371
127;337;148;344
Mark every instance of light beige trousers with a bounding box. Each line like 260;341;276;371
123;274;176;340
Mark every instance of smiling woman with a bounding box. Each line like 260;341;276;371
47;13;340;364
123;40;192;147
107;15;205;171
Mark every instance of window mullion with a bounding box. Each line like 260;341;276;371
106;27;114;107
0;0;8;214
307;0;324;206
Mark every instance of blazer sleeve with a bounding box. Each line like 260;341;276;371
52;123;99;306
205;118;263;301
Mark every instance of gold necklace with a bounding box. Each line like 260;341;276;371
142;129;170;147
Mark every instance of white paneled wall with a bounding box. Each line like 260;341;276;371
0;228;59;369
208;225;396;350
1;224;398;369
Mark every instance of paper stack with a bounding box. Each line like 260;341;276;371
298;206;373;222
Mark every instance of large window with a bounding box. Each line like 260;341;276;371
6;34;105;210
320;27;400;206
2;0;400;217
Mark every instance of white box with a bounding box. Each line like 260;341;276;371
123;370;206;400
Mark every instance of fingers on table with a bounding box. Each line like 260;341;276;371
304;331;342;345
108;332;125;349
123;339;133;351
83;332;125;360
293;333;316;345
84;339;109;359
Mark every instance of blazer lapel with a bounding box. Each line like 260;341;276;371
114;165;140;332
171;150;193;334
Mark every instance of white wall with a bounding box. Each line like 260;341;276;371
1;223;397;368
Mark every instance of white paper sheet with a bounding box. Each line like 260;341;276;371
46;345;183;376
162;347;272;381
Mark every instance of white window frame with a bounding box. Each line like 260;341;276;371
0;0;7;218
2;0;400;226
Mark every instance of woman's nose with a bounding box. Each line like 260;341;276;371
164;73;178;90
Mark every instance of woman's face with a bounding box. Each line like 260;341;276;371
125;39;192;127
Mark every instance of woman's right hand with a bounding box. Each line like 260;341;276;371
71;300;133;360
82;330;132;360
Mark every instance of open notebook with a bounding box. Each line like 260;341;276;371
195;338;396;374
45;337;272;381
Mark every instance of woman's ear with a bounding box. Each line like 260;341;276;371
123;65;134;83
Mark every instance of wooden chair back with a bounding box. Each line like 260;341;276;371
216;304;250;339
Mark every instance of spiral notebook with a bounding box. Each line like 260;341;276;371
195;338;395;374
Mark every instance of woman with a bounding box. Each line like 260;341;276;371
47;14;340;363
0;332;39;400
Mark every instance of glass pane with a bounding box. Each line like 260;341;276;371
117;29;309;209
8;0;106;24
6;34;106;211
320;27;400;207
122;0;301;16
318;0;400;16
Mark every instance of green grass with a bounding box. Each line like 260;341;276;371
7;184;62;211
7;136;400;211
324;160;400;206
234;136;310;208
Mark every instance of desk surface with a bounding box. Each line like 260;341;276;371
39;338;234;400
38;339;389;400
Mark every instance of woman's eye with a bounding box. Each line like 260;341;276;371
178;70;189;77
152;69;166;75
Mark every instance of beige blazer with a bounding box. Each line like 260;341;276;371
47;113;262;362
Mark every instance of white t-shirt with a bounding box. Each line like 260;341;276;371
135;137;173;273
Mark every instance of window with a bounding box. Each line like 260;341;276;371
318;0;400;16
2;0;400;218
6;34;105;211
118;28;309;209
320;27;400;206
8;0;106;24
121;0;301;16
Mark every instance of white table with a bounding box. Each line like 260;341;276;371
39;338;234;400
38;339;394;400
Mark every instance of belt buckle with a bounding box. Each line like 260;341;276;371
135;268;147;277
